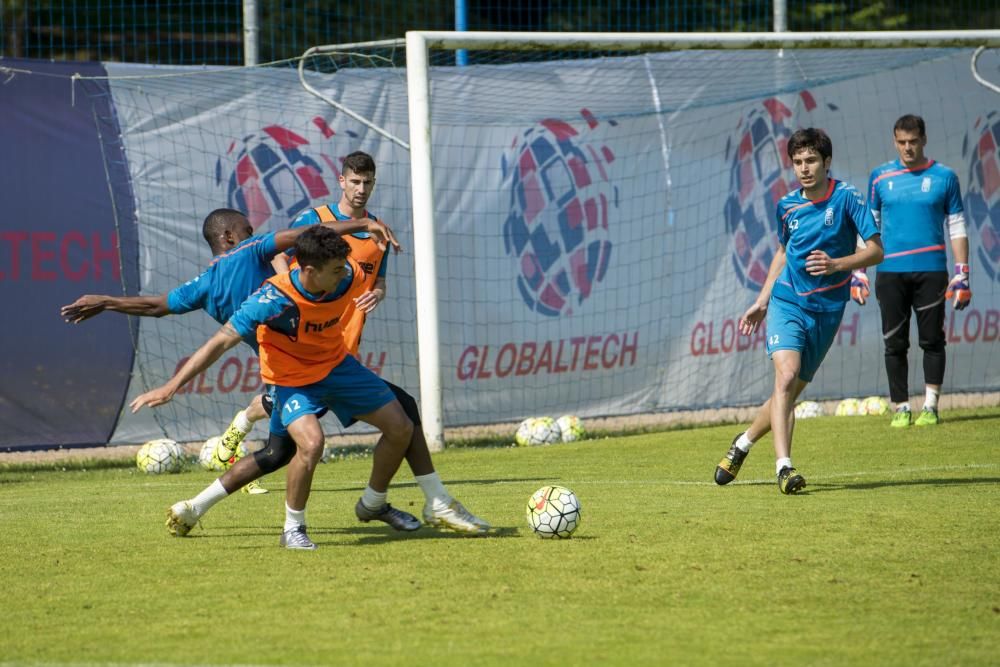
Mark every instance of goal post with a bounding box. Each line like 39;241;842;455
404;30;1000;450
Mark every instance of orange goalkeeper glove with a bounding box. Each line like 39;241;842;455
850;268;870;305
945;263;971;310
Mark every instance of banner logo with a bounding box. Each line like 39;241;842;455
962;111;1000;281
724;92;833;291
500;109;618;317
215;118;355;229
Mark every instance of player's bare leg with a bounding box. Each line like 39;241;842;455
280;415;325;549
771;350;806;494
214;393;270;494
353;400;421;531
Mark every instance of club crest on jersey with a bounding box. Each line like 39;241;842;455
824;208;834;226
921;176;932;193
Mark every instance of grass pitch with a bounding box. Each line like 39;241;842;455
1;407;998;666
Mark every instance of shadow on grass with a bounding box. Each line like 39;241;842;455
310;477;552;494
808;475;1000;492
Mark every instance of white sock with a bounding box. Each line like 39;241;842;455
924;388;940;410
734;432;754;452
776;457;793;475
284;503;306;532
190;479;229;517
232;410;253;434
415;472;452;509
895;402;911;413
360;486;388;511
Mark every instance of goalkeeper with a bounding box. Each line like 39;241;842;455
858;114;970;428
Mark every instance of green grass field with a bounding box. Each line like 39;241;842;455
2;408;998;666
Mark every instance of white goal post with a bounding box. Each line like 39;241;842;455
404;30;1000;451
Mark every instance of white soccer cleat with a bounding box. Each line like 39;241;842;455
422;499;490;534
279;525;317;550
166;500;199;537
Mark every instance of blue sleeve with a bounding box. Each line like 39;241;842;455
250;231;280;263
847;188;879;241
166;271;209;314
946;171;964;215
284;209;321;257
227;283;288;339
867;168;881;213
377;250;389;279
776;203;789;247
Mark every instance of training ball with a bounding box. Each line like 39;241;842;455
136;438;184;474
526;485;581;539
835;398;863;417
860;396;890;416
555;415;586;442
514;417;562;446
793;401;824;419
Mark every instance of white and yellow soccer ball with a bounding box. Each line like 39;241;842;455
555;415;587;442
793;400;824;419
860;396;890;416
198;436;227;471
514;417;562;446
834;398;863;417
136;438;184;474
526;485;581;538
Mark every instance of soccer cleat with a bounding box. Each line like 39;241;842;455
166;500;199;537
279;525;317;550
915;407;939;426
777;467;807;495
354;499;421;531
422;499;491;534
241;479;269;495
715;434;749;485
213;416;248;469
890;407;912;428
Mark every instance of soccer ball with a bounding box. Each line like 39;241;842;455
526;485;581;539
198;436;227;471
834;398;863;417
860;396;890;416
555;415;587;442
136;438;184;474
514;417;562;446
793;401;824;419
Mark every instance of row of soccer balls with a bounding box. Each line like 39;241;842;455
794;396;892;419
138;439;582;539
135;437;249;475
514;415;587;447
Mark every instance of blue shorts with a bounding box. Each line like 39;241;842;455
765;296;845;383
269;354;396;436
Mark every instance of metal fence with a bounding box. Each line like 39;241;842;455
2;1;998;66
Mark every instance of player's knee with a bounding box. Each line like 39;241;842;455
918;337;945;354
252;433;296;474
383;408;414;446
774;368;798;394
884;338;909;356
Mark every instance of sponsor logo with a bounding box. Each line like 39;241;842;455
962;111;1000;281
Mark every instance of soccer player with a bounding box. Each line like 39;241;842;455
61;208;396;494
273;151;488;533
855;114;970;427
131;226;486;549
714;128;883;494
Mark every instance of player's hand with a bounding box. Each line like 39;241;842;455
365;219;402;254
60;295;107;323
739;301;768;335
945;263;971;310
805;250;839;276
354;288;384;313
130;386;175;413
850;268;870;305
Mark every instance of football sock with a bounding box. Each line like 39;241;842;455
734;432;754;452
284;503;306;532
415;472;452;510
924;388;939;410
190;479;229;517
360;486;388;511
776;457;793;475
895;402;911;413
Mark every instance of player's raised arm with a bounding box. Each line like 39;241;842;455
130;324;243;412
61;294;170;323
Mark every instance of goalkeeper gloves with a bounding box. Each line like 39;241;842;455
850;268;870;305
945;263;971;310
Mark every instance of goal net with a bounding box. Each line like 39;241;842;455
82;31;1000;445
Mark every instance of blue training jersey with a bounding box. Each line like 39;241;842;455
773;179;880;313
166;231;280;349
286;206;389;279
868;159;963;273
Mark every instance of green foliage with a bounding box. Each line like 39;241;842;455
2;407;998;665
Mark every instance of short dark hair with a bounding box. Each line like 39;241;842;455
294;225;351;269
342;150;375;177
202;208;250;251
787;128;833;162
893;114;926;138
